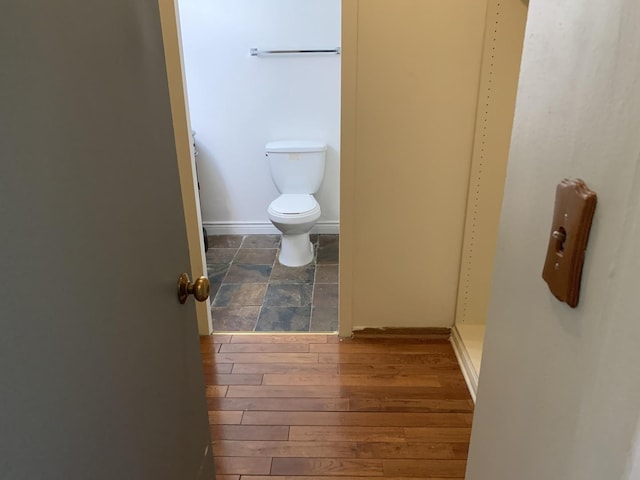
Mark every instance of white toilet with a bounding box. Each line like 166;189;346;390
266;140;327;267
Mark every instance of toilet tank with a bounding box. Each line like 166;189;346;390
266;140;327;194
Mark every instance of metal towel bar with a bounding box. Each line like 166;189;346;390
250;47;341;57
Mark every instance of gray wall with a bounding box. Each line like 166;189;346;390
466;0;640;478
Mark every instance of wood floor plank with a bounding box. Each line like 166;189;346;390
209;397;351;412
216;353;319;364
205;385;228;397
318;353;459;367
210;333;231;343
226;385;343;398
208;410;244;425
289;426;406;443
340;335;451;344
340;386;472;400
199;343;222;353
311;342;458;354
270;458;383;476
262;373;441;387
242;477;459;480
383;459;467;477
212;440;359;458
229;334;329;344
214;456;272;475
201;333;474;479
451;442;471;459
348;397;474;413
227;385;470;400
309;343;392;353
403;427;473;443
209;374;264;385
202;363;233;374
385;343;456;353
437;376;470;389
213;439;460;460
241;411;472;427
338;363;460;375
232;363;338;375
351;328;450;339
212;425;289;441
355;442;458;460
220;343;310;353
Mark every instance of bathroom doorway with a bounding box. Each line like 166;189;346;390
177;0;341;333
205;234;338;331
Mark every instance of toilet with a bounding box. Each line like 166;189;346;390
266;140;327;267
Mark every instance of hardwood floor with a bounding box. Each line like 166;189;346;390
201;333;474;479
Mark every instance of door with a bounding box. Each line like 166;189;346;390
0;1;214;479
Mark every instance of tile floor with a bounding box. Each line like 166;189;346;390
206;234;339;332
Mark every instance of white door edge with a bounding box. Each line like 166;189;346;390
158;0;212;335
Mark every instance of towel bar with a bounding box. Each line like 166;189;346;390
250;47;341;56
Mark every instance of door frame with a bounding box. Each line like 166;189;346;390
158;0;212;335
338;0;358;337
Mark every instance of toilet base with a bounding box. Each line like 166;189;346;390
278;233;314;267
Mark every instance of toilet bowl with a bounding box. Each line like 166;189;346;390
266;140;327;267
268;194;321;266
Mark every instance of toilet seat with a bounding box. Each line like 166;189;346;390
268;194;320;266
268;194;320;221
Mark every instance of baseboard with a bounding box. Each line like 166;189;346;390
450;324;478;402
203;221;339;236
311;221;340;234
203;222;278;235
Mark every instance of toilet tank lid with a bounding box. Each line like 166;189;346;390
266;140;327;153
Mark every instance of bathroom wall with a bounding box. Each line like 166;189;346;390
340;0;488;332
466;0;640;478
177;0;341;233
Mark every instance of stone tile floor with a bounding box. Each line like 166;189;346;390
206;234;339;332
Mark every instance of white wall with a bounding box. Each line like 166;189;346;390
467;0;640;479
178;0;341;232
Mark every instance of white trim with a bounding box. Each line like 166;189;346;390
203;221;340;236
312;221;340;234
450;324;478;402
204;222;279;235
158;0;212;335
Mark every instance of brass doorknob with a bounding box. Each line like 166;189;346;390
177;273;210;304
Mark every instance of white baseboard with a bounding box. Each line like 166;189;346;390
311;221;340;234
203;221;340;236
450;325;479;402
203;222;278;235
